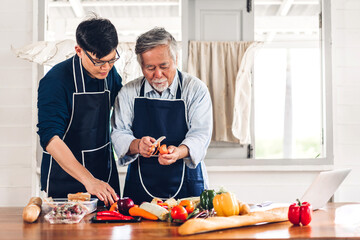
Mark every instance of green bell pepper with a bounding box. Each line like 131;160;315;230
200;189;216;210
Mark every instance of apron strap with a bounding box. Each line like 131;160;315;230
176;70;182;99
72;55;86;93
139;78;146;97
104;78;109;91
138;157;186;200
72;55;109;93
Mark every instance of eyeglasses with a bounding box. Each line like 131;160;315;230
84;49;120;66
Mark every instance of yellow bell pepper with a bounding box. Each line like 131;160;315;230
213;191;240;216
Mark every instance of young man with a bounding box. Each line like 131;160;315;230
111;27;213;204
37;17;121;206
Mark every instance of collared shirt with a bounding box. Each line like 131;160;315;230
111;71;213;170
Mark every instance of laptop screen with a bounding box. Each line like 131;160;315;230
300;169;351;210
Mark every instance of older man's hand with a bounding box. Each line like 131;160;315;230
139;136;156;158
158;145;180;165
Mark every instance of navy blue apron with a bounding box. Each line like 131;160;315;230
40;55;120;199
123;71;204;204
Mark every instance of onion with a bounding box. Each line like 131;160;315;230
117;197;134;215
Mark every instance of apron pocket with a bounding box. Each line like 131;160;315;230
82;142;111;182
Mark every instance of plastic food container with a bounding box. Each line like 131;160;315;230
42;198;98;215
44;202;87;224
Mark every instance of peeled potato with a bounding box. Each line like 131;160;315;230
238;201;251;215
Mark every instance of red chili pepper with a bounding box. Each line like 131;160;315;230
288;199;312;226
96;211;134;220
96;215;134;221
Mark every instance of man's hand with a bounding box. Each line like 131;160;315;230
128;136;155;157
46;136;119;206
158;145;179;165
84;177;119;207
139;136;156;158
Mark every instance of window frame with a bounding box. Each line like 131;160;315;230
37;0;333;168
202;0;333;167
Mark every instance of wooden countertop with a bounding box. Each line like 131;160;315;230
1;203;360;240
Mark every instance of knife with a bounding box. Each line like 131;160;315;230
249;201;273;210
152;136;166;146
148;136;166;155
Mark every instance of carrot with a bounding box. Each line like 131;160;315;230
129;206;158;220
109;202;118;212
159;144;168;155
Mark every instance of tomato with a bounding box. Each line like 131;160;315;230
179;200;194;214
171;205;188;221
159;144;169;155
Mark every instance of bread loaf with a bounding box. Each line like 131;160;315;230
22;197;42;223
68;192;91;201
178;207;289;235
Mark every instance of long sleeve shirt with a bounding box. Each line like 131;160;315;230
37;55;122;150
111;71;213;170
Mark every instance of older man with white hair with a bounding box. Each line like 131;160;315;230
111;27;213;204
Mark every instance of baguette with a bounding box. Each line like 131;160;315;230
23;197;42;223
178;207;289;235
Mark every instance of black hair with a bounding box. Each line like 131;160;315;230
76;16;118;59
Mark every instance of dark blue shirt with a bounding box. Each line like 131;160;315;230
37;55;122;150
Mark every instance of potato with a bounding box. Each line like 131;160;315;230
238;200;251;215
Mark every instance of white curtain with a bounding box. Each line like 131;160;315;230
11;39;75;66
11;40;142;84
187;41;262;144
116;42;142;84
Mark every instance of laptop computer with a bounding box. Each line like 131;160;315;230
299;168;351;210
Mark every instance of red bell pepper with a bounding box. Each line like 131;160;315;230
288;199;312;226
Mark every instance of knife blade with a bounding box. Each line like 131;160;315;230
152;136;166;146
249;201;273;210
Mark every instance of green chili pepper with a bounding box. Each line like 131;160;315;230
200;189;216;210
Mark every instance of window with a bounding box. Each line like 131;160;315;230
253;0;326;160
42;0;333;165
183;0;332;165
44;0;182;82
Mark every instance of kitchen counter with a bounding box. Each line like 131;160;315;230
1;203;360;240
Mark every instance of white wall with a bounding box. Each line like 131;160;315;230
331;0;360;201
1;0;360;206
0;0;35;206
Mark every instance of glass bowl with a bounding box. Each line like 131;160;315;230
44;202;87;224
42;198;98;215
